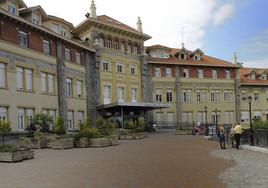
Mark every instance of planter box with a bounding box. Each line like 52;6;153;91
107;136;119;146
18;138;48;149
135;133;146;140
0;151;23;162
89;138;110;147
75;138;89;148
48;138;74;150
20;149;34;160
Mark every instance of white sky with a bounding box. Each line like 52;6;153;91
23;0;234;50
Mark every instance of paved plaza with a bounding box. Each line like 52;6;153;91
0;134;267;188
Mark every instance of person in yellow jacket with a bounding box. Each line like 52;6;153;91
234;122;242;149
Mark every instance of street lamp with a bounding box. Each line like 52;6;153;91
204;106;208;136
247;96;254;146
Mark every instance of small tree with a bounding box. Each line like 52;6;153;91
53;117;66;135
96;116;107;129
32;113;51;133
0;121;11;151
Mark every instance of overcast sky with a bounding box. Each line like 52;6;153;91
23;0;268;68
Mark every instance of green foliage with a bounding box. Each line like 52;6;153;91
0;121;11;150
80;128;100;139
52;117;66;135
253;119;268;129
136;117;145;132
124;119;136;129
0;144;18;153
96;117;107;129
106;118;116;129
32;113;51;133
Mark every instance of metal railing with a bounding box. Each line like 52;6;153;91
242;129;268;148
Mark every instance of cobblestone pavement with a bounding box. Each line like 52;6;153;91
0;134;233;188
211;147;268;188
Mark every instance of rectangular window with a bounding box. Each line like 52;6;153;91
155;89;162;102
165;68;172;77
65;48;71;61
43;40;50;55
182;112;193;124
32;13;40;25
51;23;60;34
167;113;174;126
224;90;233;102
25;109;34;128
76;80;82;98
128;44;132;53
198;112;206;124
48;110;56;130
25;69;33;92
254;92;260;101
0;63;6;88
19;31;28;48
241;91;247;102
156;112;163;123
131;88;137;103
133;46;138;54
18;108;24;131
8;0;16;15
182;90;192;102
76;52;81;65
183;69;189;78
117;63;124;73
211;111;220;124
130;65;136;75
117;87;125;102
198;69;203;79
17;67;23;90
103;85;111;104
197;90;206;102
77;111;84;126
66;78;72;97
41;73;46;94
212;69;217;79
166;90;173;102
0;107;8;121
241;111;249;123
226;70;230;80
48;74;54;94
253;111;261;120
211;90;220;102
225;111;234;124
67;111;74;130
102;60;110;71
155;67;161;77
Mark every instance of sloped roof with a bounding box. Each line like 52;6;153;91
47;15;74;29
238;68;268;85
19;5;47;19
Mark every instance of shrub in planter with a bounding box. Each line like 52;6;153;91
52;117;66;135
253;119;268;129
47;138;74;149
0;145;23;162
0;121;11;150
32;113;51;133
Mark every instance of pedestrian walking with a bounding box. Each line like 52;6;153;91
230;124;235;148
218;124;226;149
234;122;242;149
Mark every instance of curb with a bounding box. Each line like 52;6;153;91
241;145;268;155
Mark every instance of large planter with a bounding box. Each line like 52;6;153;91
89;138;110;147
18;138;48;149
75;138;89;148
107;136;119;146
0;151;23;162
120;133;146;140
20;149;34;160
135;132;146;139
48;138;74;150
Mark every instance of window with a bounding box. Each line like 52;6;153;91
224;90;233;102
156;112;163;123
77;111;84;126
130;65;137;75
254;92;260;101
19;31;28;47
106;38;112;48
155;67;161;77
241;91;247;102
194;55;201;61
155;89;162;102
17;67;33;92
131;88;137;103
32;13;40;25
43;40;50;55
99;37;104;47
18;108;24;131
114;41;119;50
182;90;192;102
225;111;234;124
183;69;189;78
133;45;138;54
0;107;8;121
167;113;174;126
121;42;126;52
241;111;249;123
61;26;67;37
180;53;186;60
211;111;220;124
0;63;6;88
226;70;230;80
198;69;203;79
127;43;132;53
197;112;206;124
51;23;60;34
8;0;16;15
166;68;172;77
117;87;125;102
47;110;56;130
102;60;110;71
25;69;33;92
66;78;72;97
41;73;54;94
41;73;47;94
103;85;111;104
182;112;193;124
116;63;124;73
17;108;34;131
76;80;82;98
253;111;261;120
48;74;54;94
67;111;74;130
17;67;23;90
65;48;71;61
211;90;220;102
150;51;169;58
251;73;256;80
197;90;206;102
212;69;217;79
266;91;268;101
76;52;81;65
166;90;173;102
25;109;34;128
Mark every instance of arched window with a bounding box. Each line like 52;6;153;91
114;39;119;50
99;35;105;47
128;43;132;53
133;45;138;54
121;41;126;52
106;38;112;49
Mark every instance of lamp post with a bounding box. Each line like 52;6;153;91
247;96;254;146
204;106;208;136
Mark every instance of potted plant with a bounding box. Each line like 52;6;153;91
106;118;118;146
74;122;90;148
48;117;74;149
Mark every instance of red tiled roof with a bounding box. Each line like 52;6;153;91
238;68;268;85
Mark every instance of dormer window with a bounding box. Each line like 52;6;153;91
150;51;169;58
261;74;267;80
8;0;17;15
180;53;186;60
251;73;256;80
194;55;201;61
32;13;40;25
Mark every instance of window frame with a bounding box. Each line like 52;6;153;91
19;31;28;48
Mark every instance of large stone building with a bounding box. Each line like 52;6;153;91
0;0;267;132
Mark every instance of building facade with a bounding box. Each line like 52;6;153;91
0;0;267;132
